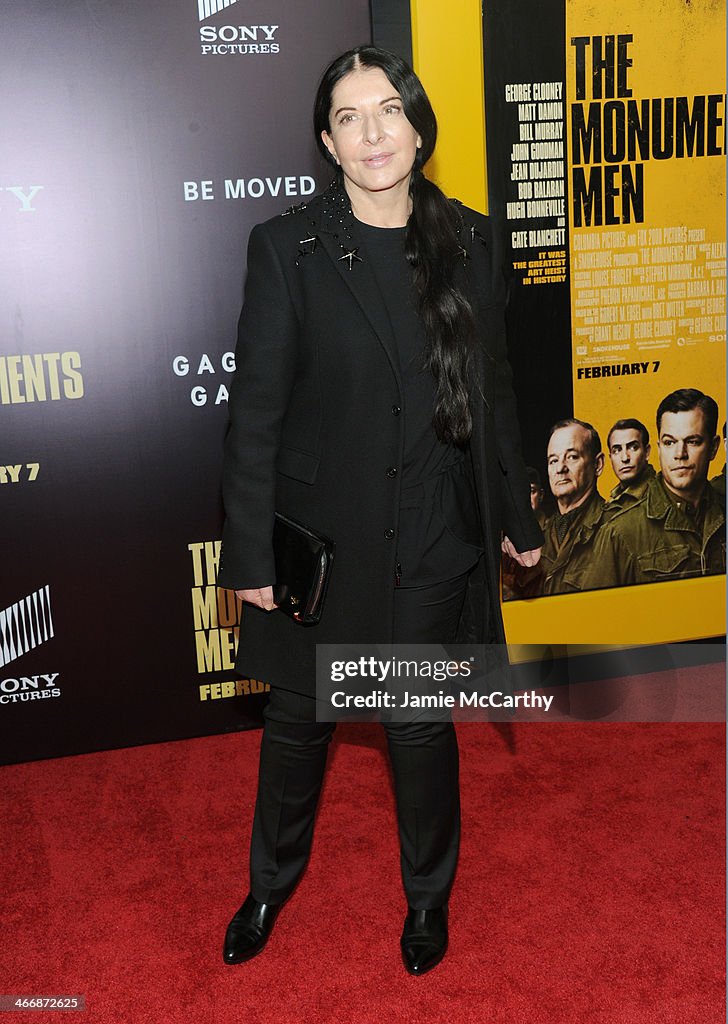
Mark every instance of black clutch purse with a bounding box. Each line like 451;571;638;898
272;512;335;625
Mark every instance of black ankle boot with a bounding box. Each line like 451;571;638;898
400;905;448;975
223;894;281;965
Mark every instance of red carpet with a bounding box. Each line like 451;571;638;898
1;722;724;1023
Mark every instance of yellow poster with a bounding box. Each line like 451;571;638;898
415;0;725;645
567;2;726;487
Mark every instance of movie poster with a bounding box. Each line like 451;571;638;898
483;0;726;603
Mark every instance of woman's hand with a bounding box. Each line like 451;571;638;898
501;536;542;567
235;586;278;611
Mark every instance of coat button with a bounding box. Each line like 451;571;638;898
384;528;395;539
391;405;401;416
386;466;397;478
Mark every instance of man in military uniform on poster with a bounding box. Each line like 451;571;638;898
527;466;548;528
582;389;726;589
604;418;656;516
538;418;606;594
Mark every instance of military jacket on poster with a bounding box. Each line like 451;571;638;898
581;473;726;590
538;489;606;595
604;464;656;519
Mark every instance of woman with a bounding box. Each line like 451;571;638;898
217;45;542;975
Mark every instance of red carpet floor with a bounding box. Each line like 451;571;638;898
2;722;724;1024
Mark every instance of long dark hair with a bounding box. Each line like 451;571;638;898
313;46;477;445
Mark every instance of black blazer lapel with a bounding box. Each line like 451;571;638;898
309;181;402;387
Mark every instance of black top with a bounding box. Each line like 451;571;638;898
355;220;463;484
355;219;482;585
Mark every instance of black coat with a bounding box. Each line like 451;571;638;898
217;181;543;696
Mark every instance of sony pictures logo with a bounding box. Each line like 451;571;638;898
198;0;279;56
0;585;61;706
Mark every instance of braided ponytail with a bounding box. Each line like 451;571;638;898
407;171;477;444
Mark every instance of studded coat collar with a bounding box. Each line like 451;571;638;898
276;176;487;384
282;175;480;266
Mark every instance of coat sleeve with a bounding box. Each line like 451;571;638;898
217;222;299;590
480;214;545;554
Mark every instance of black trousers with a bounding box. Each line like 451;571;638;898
248;572;470;910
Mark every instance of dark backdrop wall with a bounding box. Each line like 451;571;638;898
370;0;412;64
1;0;371;765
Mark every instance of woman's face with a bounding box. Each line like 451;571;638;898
321;66;421;206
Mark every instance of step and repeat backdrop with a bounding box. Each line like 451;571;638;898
3;1;725;763
1;0;371;764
